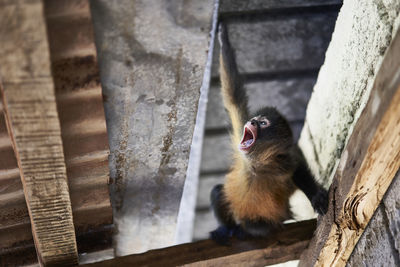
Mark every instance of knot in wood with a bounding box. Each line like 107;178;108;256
342;192;367;230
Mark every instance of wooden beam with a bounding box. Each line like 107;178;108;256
0;0;78;265
81;219;315;267
0;1;113;264
299;26;400;267
43;0;113;245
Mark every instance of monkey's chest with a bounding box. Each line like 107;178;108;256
224;174;291;223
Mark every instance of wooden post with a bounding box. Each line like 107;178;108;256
0;0;78;265
299;26;400;267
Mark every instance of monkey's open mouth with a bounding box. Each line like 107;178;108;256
239;125;257;152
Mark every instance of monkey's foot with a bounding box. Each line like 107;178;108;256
232;225;251;240
210;226;233;245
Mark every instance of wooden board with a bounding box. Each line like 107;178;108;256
0;0;78;265
0;0;112;265
299;26;400;267
82;219;316;267
44;0;112;239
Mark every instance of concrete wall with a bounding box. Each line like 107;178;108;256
299;0;400;185
90;0;215;255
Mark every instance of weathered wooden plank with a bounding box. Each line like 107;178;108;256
299;25;400;267
82;219;316;267
0;0;78;265
346;181;400;267
0;0;112;265
43;0;113;241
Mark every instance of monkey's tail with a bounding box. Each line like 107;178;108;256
218;22;249;145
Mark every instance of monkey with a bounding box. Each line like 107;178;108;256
210;23;329;244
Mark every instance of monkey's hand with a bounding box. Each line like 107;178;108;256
217;22;228;49
311;188;329;215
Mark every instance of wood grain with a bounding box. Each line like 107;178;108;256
299;26;400;267
0;0;112;265
0;0;78;265
82;219;315;267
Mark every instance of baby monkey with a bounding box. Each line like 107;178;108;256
210;23;328;243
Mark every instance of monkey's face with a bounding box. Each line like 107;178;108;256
239;107;292;155
239;116;268;153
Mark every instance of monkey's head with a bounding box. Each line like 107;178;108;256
239;107;293;156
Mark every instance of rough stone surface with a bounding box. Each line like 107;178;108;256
299;0;400;185
219;0;342;13
90;0;214;255
211;13;337;76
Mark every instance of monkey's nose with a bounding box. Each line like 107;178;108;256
250;119;257;126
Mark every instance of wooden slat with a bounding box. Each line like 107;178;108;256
0;0;78;265
0;0;112;265
82;219;315;267
299;26;400;267
43;0;113;242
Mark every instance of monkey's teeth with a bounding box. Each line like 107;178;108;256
243;139;253;146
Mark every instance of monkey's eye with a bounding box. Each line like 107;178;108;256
259;120;269;127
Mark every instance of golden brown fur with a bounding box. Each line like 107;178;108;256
224;144;295;224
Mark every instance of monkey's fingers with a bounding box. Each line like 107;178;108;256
311;188;329;215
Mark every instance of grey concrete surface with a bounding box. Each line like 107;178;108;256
91;0;214;255
299;0;400;185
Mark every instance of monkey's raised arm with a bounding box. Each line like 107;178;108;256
218;23;249;145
